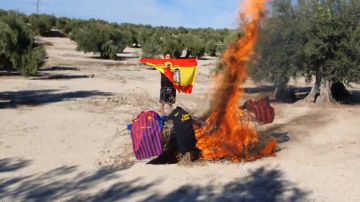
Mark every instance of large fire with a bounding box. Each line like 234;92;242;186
195;0;277;162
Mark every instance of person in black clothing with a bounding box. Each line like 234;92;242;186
160;53;176;115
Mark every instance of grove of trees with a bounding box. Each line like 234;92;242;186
0;9;239;75
250;0;360;104
35;15;238;59
5;0;358;104
71;24;127;59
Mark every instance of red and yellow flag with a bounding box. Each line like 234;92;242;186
140;58;198;94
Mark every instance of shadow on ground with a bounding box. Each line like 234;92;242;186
31;74;91;80
0;157;155;202
0;71;21;77
0;89;112;109
0;158;144;202
88;55;139;60
143;166;309;202
39;66;79;71
42;30;66;38
1;159;309;201
348;90;360;105
244;85;275;94
259;111;330;145
0;158;32;173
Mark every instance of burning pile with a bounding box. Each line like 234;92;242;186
195;0;277;162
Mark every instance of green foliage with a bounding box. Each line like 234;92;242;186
56;17;73;34
141;30;184;58
0;9;239;63
213;30;243;74
19;46;47;76
28;14;56;36
301;0;360;84
141;31;163;57
183;33;206;58
34;14;235;59
251;0;302;87
205;39;218;56
0;21;16;70
161;34;184;58
128;25;236;58
219;31;242;54
0;11;46;75
250;0;360;88
73;25;127;59
101;41;118;60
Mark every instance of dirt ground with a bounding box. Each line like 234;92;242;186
0;36;359;202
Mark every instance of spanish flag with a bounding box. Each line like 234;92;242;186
140;58;198;94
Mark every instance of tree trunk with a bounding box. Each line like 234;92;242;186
299;65;353;105
300;72;321;103
315;79;336;105
300;76;352;105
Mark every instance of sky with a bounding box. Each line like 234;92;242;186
0;0;243;28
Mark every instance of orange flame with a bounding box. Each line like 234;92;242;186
195;0;276;162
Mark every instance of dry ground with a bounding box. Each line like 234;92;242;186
0;36;359;201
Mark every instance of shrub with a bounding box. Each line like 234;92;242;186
0;12;46;75
73;25;127;59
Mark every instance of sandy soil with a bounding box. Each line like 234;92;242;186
0;36;359;202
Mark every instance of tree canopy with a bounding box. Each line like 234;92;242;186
250;0;360;104
0;11;46;76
